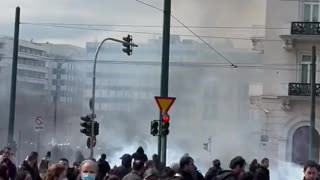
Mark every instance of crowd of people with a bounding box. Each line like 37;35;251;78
0;146;318;180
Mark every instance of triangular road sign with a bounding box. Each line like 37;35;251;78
154;96;176;112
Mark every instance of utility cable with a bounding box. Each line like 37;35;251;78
21;23;281;41
136;0;236;67
20;22;290;30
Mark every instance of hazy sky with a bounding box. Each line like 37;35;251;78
0;0;266;47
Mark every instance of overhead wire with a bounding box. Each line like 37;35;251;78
20;23;282;42
135;0;236;67
0;56;313;72
17;1;292;69
20;22;290;30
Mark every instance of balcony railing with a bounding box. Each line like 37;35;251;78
291;22;320;35
288;83;320;96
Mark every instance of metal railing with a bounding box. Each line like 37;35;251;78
291;22;320;35
288;83;320;96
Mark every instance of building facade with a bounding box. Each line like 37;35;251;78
250;0;320;164
0;36;86;147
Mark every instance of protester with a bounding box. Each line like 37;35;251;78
110;154;132;179
173;156;196;180
43;163;67;180
20;152;41;180
122;160;145;180
39;151;51;178
213;156;246;180
97;154;110;180
0;164;9;180
79;160;98;180
132;147;148;163
303;160;319;180
205;159;222;180
254;158;269;180
1;147;17;180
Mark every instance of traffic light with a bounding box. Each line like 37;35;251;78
150;120;159;136
94;122;99;136
161;114;170;136
122;34;132;56
80;115;92;136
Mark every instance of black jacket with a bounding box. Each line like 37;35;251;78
1;158;17;180
132;147;148;163
111;166;131;180
205;167;222;180
97;159;111;180
254;166;269;180
67;167;79;180
20;161;41;180
213;170;237;180
196;171;204;180
173;171;195;180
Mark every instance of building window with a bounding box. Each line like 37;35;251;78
0;43;4;49
300;55;319;83
304;2;320;22
17;69;46;79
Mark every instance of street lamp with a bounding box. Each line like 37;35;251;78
89;37;138;158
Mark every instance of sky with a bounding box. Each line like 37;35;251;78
0;0;266;48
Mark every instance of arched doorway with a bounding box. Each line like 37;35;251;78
292;126;320;164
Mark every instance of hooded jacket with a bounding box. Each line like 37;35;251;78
132;147;148;163
97;158;111;180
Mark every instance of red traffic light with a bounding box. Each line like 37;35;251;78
162;114;170;122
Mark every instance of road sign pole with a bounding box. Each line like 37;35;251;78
37;131;40;154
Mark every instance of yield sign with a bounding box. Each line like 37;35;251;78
154;96;176;113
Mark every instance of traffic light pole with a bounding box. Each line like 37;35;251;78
159;0;171;165
7;7;20;145
91;38;138;158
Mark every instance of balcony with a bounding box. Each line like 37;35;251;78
291;22;320;35
280;22;320;50
288;83;320;96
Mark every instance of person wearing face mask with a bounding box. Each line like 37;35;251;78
122;160;145;180
19;152;41;180
43;163;67;180
79;160;98;180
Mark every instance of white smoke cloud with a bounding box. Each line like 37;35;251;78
270;161;304;180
